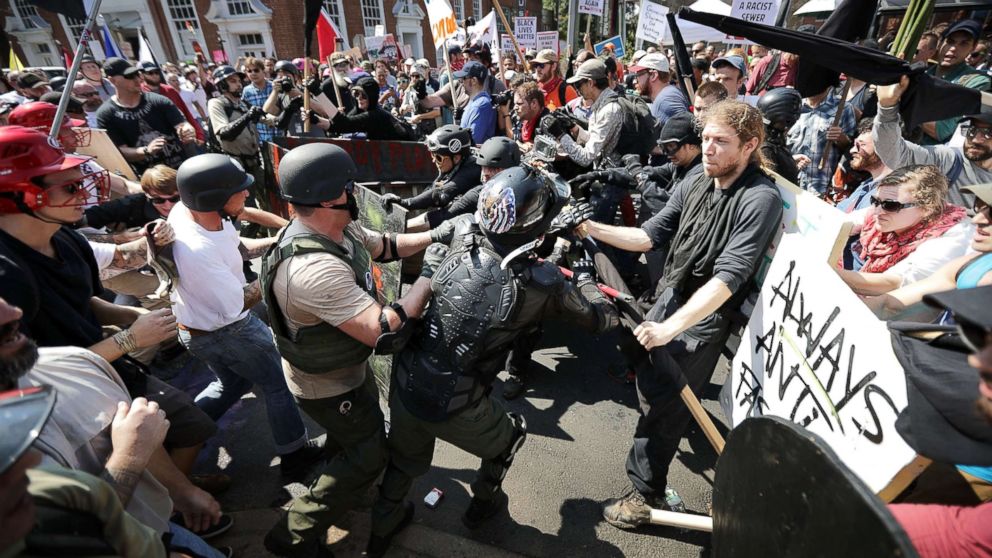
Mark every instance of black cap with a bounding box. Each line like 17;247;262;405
0;385;56;474
453;60;487;81
943;19;981;41
15;73;48;89
138;61;160;72
103;57;138;78
659;113;701;146
448;44;462;55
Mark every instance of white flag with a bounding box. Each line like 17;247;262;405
426;0;458;48
138;30;156;64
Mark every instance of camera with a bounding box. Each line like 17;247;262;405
279;77;294;93
533;134;558;163
492;89;514;108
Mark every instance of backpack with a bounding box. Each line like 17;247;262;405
611;95;661;162
557;80;569;107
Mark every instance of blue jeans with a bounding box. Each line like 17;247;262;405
169;522;223;558
179;314;307;454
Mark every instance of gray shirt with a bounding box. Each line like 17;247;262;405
873;103;991;208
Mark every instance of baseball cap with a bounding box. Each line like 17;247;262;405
330;52;349;65
963;183;992;206
404;57;415;66
103;57;139;78
0;385;56;474
659;113;701;146
712;55;747;77
525;49;538;59
566;59;607;84
533;49;558;64
453;60;487;81
15;73;48;89
631;49;647;64
138;61;160;72
943;19;981;41
448;44;463;55
630;52;670;74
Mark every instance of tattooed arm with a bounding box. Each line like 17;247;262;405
238;236;277;260
243;280;262;311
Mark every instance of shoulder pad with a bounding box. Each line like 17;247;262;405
528;261;566;288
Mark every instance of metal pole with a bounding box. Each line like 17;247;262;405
50;0;103;142
566;0;578;54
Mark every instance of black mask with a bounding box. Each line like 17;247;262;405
328;191;359;220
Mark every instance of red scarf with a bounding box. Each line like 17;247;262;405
858;204;967;273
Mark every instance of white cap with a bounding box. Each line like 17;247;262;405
629;52;669;73
404;58;416;65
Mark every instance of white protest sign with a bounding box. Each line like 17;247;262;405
513;16;537;50
365;34;398;60
426;0;458;48
635;0;669;45
374;24;385;37
578;0;605;16
536;31;559;53
500;34;514;54
727;0;781;43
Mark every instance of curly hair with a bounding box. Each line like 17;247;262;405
877;164;948;222
700;100;767;166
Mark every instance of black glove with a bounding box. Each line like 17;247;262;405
414;78;428;100
429;217;456;244
571;258;597;284
540;113;570;139
569;172;604;198
420;243;450;280
380;193;407;210
303;76;322;96
556;199;594;231
303;109;319;124
622;154;644;180
599;168;637;190
453;107;464;122
279;77;294;93
247;105;265;122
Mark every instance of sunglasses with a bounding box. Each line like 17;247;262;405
430;152;450;162
974;198;991;217
352;90;367;99
870;196;917;212
246;68;262;73
963;125;992;141
148;194;181;205
531;62;546;70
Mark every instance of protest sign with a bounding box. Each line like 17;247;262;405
593;35;625;58
727;0;781;43
635;0;670;45
578;0;605;16
426;0;458;48
537;31;559;53
501;34;515;54
374;24;385;37
365;33;398;60
513;16;537;50
75;128;137;181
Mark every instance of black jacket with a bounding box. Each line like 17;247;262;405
326;77;408;141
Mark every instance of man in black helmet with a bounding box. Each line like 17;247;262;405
366;165;618;557
168;154;324;479
261;143;440;558
380;125;482;228
756;87;801;185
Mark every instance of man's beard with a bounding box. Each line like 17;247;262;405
704;156;744;179
851;151;881;172
0;338;38;390
964;140;992;163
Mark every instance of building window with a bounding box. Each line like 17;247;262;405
322;0;345;30
34;42;54;65
13;0;39;29
226;0;255;16
453;0;463;22
235;32;264;57
360;0;384;36
473;0;482;18
64;16;87;44
165;0;202;57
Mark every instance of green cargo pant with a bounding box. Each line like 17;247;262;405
370;388;516;537
266;373;387;554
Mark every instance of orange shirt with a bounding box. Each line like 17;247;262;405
540;75;577;111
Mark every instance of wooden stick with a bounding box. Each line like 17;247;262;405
817;80;852;171
491;0;530;73
302;56;311;133
877;455;931;503
442;41;458;112
680;385;726;454
326;54;345;109
649;509;714;531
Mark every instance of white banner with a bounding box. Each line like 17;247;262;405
635;0;670;45
536;31;559;53
426;0;459;48
513;16;537;50
500;34;514;54
467;10;498;48
578;0;606;16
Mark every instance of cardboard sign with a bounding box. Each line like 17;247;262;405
374;24;385;37
578;0;606;16
426;0;458;48
635;0;670;45
74;128;138;181
727;0;781;43
593;35;625;58
536;31;559;53
365;33;398;60
513;16;537;50
211;49;227;64
501;34;515;54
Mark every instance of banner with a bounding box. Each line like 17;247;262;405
426;0;459;48
536;31;559;53
365;33;398;60
635;0;670;45
578;0;606;16
593;35;625;58
513;16;537;50
467;10;498;48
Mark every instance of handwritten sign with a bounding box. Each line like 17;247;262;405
426;0;458;48
513;16;537;50
536;31;559;53
635;0;670;45
727;0;781;43
593;35;625;59
500;34;515;54
365;33;398;60
578;0;605;16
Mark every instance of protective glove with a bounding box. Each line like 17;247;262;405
622;154;644;181
414;79;428;100
571;258;597;284
540;113;570;139
303;109;319;125
555;199;594;231
247;105;265;122
380;193;407;211
420;243;450;280
429;217;456;244
453;107;465;122
303;76;322;96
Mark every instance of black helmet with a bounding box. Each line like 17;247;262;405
756;87;802;131
278;143;357;205
177;154;253;212
426;125;473;155
274;59;298;77
212;65;245;91
476;165;569;253
474;136;521;168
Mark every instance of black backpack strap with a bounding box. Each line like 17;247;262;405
753;52;782;94
558;80;569;106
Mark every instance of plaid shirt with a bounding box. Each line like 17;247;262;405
242;80;278;142
787;91;857;194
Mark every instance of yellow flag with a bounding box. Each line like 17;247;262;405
8;47;24;71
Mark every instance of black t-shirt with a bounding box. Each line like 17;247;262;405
84;193;160;231
0;227;104;347
95;92;186;172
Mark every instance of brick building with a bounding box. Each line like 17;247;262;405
3;0;544;69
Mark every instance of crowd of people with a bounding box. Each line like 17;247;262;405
0;10;991;558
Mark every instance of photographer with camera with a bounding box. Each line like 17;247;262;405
512;81;551;149
262;60;324;138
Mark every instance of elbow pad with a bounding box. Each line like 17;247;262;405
372;233;401;263
374;302;415;355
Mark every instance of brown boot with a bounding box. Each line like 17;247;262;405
602;489;656;530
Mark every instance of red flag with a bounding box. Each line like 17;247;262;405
61;44;73;69
316;9;341;62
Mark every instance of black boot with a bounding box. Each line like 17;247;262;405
365;501;414;558
461;414;527;528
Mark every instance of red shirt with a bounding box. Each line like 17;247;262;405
890;502;992;558
539;75;577;111
746;53;798;95
141;82;205;142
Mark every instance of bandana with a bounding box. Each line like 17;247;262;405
858;204;967;274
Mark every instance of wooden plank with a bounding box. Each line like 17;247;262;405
74;128;138;182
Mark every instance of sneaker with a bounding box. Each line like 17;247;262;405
366;501;414;558
602;489;656;530
170;512;234;540
502;372;526;400
461;488;508;529
279;439;326;479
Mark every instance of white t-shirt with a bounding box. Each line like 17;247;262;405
169;202;248;330
887;220;975;286
88;240;116;270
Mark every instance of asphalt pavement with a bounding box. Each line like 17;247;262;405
179;318;729;557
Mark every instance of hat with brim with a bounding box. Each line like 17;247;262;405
963;183;992;206
712;55;747;77
630;53;670;74
0;385;56;474
566;59;607;84
533;49;558;64
103;57;139;78
943;19;981;41
16;73;49;89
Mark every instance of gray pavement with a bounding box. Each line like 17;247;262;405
187;321;728;557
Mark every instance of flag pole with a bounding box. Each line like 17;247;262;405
491;0;530;73
303;56;311;133
50;0;102;142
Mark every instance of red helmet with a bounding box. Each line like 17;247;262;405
0;126;108;215
7;101;91;148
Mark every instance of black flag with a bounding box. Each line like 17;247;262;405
677;8;984;130
303;0;323;59
795;0;878;97
26;0;86;19
666;13;696;100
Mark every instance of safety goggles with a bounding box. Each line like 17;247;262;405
661;142;682;155
870;196;917;212
352;90;367;100
962;125;992;141
148;194;181;205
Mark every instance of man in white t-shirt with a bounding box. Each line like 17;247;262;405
169;154;323;478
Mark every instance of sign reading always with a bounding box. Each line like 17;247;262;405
722;177;916;494
514;16;538;50
537;31;559;53
578;0;606;16
727;0;781;43
635;0;670;45
426;0;458;48
593;35;625;58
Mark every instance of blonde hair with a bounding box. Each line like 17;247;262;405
140;165;178;196
701;100;767;167
878;164;948;222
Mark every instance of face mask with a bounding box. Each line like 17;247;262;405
328;191;359;221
